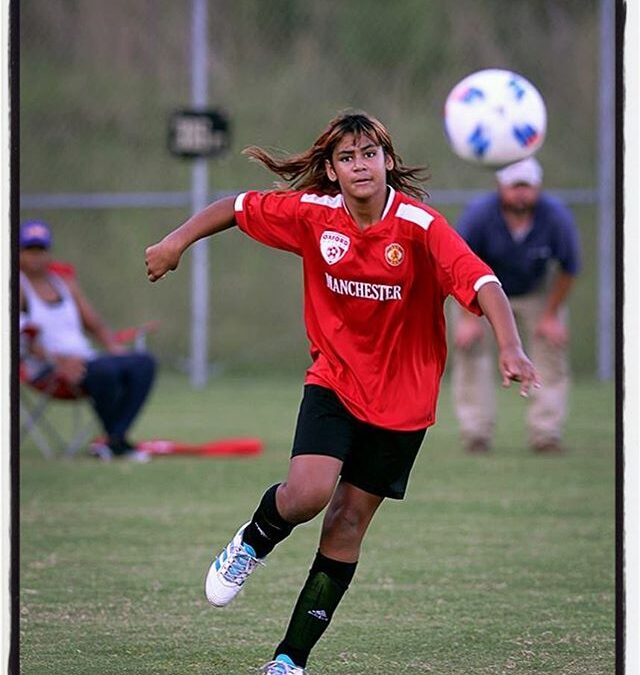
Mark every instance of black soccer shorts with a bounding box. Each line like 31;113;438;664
291;384;427;500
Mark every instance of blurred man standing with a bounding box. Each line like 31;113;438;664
452;157;581;454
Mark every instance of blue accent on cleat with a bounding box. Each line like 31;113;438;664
274;655;296;667
243;543;257;558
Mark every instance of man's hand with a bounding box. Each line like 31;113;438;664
53;356;87;385
454;315;485;350
498;345;541;398
105;343;128;355
145;237;182;282
535;313;568;347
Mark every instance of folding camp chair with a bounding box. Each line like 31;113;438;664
19;324;96;458
19;261;158;458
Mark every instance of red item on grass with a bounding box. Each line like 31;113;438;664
136;438;263;456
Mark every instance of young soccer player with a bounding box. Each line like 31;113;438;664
145;111;539;674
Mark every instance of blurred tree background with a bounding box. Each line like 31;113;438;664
20;0;602;375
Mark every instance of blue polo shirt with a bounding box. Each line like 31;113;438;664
456;193;581;297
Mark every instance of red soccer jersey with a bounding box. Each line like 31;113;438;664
234;187;499;430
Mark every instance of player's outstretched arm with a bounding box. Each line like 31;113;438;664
145;195;237;282
477;282;541;397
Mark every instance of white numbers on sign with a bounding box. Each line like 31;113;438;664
175;118;212;153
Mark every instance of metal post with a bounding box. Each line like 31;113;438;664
597;0;614;380
190;0;209;388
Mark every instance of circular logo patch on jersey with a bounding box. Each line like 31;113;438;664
385;243;405;267
320;230;351;265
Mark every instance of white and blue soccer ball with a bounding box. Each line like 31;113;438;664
444;68;547;167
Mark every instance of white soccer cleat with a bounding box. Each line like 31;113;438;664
204;521;264;607
259;655;305;674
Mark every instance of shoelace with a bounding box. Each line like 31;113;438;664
261;661;299;675
222;544;264;585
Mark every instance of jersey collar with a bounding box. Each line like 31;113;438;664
340;185;397;227
381;186;396;219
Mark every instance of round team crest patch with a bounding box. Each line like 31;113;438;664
320;230;351;265
385;242;405;266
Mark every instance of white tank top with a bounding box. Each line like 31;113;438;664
20;271;96;359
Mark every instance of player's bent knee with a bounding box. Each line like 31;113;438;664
278;483;333;523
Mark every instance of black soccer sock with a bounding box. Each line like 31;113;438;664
242;484;295;559
274;551;358;668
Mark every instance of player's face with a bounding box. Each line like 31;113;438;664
499;182;540;213
325;133;393;202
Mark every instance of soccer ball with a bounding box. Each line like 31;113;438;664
444;68;547;167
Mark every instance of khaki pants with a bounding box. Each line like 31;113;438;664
451;292;569;448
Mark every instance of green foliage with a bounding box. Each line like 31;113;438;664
19;375;615;674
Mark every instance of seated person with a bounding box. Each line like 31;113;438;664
19;220;156;461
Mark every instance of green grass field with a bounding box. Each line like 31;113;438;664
19;373;616;675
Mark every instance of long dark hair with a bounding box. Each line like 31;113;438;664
243;110;430;200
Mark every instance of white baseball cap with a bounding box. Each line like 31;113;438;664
495;157;543;186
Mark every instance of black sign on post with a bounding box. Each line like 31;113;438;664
168;109;231;158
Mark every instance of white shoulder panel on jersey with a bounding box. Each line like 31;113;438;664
300;193;344;209
234;192;247;211
395;203;434;231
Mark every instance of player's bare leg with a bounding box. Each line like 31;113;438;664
318;481;384;561
276;455;344;524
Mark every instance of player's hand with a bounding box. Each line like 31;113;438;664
145;237;182;282
454;315;484;350
498;345;541;398
535;314;568;347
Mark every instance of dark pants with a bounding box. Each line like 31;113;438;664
82;352;156;443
